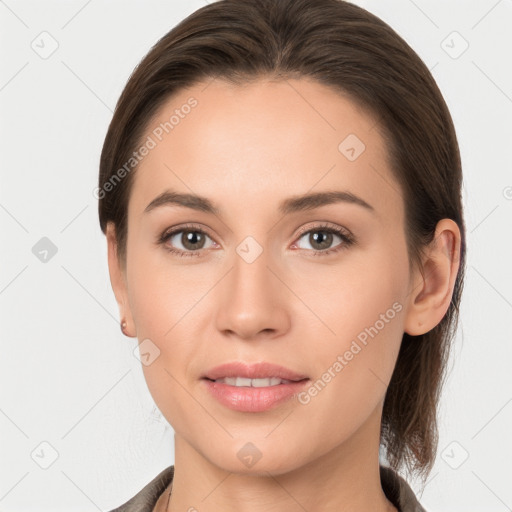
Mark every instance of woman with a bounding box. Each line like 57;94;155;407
98;0;466;510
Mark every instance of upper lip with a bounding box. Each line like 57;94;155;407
202;362;309;381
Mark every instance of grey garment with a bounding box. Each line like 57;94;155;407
380;466;427;512
108;464;426;512
107;466;174;512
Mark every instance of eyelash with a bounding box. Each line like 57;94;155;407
157;222;355;258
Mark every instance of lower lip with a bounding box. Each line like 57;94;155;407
202;378;310;412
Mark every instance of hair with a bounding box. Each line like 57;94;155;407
98;0;466;486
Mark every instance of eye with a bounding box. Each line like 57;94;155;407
157;224;218;257
157;222;355;258
292;223;355;256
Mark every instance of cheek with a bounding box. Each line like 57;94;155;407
126;241;208;338
288;281;406;450
126;254;206;428
292;245;408;400
291;242;407;336
125;247;210;411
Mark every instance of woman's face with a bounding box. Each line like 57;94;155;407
111;77;423;474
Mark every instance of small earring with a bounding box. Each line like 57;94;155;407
120;320;129;337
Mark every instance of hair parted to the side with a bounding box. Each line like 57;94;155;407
98;0;466;485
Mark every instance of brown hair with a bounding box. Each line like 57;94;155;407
98;0;466;485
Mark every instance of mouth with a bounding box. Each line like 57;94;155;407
201;376;310;412
202;361;309;383
202;376;309;387
200;362;311;412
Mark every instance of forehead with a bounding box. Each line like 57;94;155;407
129;77;402;225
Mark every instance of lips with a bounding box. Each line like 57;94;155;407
202;361;309;382
203;378;310;412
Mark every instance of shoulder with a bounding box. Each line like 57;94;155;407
380;465;427;512
107;465;175;512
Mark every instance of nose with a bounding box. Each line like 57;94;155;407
214;244;291;341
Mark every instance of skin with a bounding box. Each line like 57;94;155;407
106;77;461;512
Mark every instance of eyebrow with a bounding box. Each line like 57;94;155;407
144;189;376;216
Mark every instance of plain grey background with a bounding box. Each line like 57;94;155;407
0;1;511;511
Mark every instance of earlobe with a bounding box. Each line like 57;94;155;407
106;222;136;337
404;219;461;336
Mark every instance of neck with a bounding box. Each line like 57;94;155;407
161;402;397;512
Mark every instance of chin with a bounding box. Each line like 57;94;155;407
205;445;306;477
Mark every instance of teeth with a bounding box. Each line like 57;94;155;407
214;377;293;387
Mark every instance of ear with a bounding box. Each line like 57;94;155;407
404;218;461;336
106;222;136;337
